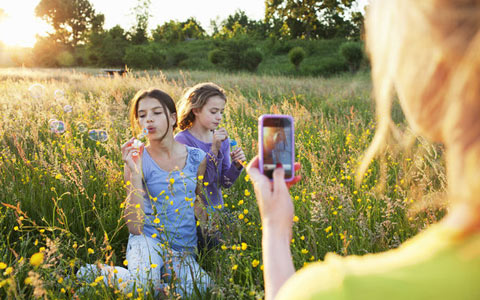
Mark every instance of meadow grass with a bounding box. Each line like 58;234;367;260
0;68;446;299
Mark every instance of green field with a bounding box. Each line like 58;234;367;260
0;68;446;299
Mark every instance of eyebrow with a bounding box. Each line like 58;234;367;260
138;106;163;113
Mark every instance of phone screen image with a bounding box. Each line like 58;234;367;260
261;116;294;180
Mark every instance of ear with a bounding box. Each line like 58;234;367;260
170;112;177;125
192;107;201;116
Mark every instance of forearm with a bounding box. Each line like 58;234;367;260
221;164;242;187
124;176;145;235
262;224;295;300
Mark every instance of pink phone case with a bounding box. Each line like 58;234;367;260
258;114;295;182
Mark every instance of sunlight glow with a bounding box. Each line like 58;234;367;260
0;2;50;48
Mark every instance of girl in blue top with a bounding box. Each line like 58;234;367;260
77;89;211;297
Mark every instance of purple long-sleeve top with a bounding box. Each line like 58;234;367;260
174;130;243;206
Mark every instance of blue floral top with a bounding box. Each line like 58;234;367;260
140;146;206;252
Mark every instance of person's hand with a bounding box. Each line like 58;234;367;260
231;147;246;169
212;128;228;154
246;156;301;230
121;137;144;179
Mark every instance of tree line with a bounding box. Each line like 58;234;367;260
8;0;365;72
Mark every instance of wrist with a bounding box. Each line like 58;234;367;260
262;220;292;239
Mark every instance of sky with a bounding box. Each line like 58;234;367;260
0;0;368;48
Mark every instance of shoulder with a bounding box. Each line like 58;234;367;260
187;146;206;164
174;130;192;143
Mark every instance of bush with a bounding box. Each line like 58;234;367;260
209;37;262;72
208;49;224;65
244;48;263;71
339;42;364;73
288;47;306;70
302;56;348;77
123;44;166;69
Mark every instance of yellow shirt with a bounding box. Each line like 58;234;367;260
277;223;480;300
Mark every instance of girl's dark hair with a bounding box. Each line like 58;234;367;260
129;88;177;142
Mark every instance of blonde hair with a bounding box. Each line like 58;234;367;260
177;82;226;130
361;0;480;205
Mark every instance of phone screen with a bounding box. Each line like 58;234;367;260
262;117;293;179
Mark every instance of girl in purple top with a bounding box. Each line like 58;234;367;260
175;82;246;207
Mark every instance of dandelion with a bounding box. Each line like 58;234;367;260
57;277;64;284
293;216;299;222
301;249;309;254
300;235;305;240
204;182;209;186
198;175;204;180
169;178;175;184
221;245;227;250
55;174;62;180
232;265;238;271
3;267;13;276
241;243;247;250
238;200;244;205
123;260;128;266
94;275;104;283
30;252;44;267
88;248;94;254
252;259;260;268
325;226;332;233
154;218;160;224
238;214;244;220
243;209;249;215
244;189;250;196
0;263;6;269
151;264;158;269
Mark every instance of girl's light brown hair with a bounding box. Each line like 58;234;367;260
177;82;226;130
128;88;178;142
362;0;480;205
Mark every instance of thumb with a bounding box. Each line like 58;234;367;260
273;164;288;192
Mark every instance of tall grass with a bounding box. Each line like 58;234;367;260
0;68;446;299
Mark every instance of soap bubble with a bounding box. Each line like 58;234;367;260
88;129;108;142
29;84;45;99
63;105;73;113
54;89;65;101
76;122;88;133
230;139;238;147
49;119;65;134
137;127;149;139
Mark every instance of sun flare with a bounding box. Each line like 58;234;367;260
0;3;49;48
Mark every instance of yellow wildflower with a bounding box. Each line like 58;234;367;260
30;252;44;267
252;259;260;268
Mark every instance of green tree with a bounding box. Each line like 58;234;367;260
216;10;268;39
87;25;129;66
35;0;99;47
152;18;204;43
265;0;362;39
129;0;151;44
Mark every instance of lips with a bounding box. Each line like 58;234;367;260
147;126;156;133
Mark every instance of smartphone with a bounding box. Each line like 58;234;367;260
258;114;295;181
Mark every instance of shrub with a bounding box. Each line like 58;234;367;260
208;49;224;66
123;44;166;69
244;48;263;72
339;42;364;73
288;47;306;70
